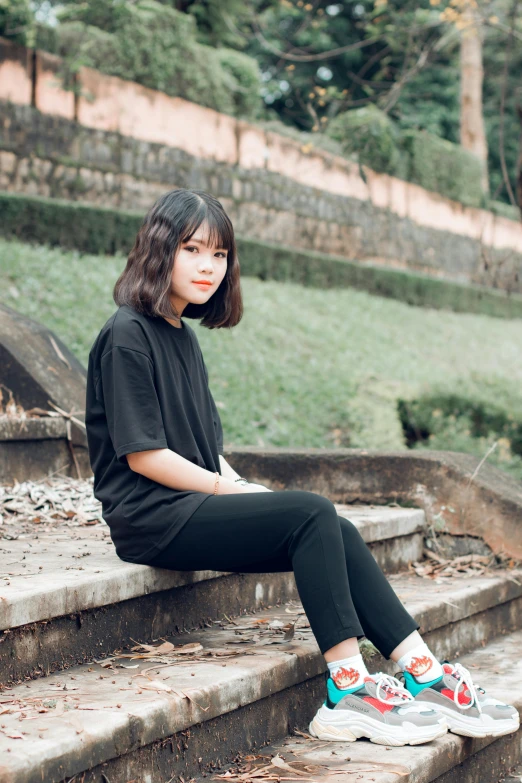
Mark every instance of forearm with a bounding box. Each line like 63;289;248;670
127;448;242;495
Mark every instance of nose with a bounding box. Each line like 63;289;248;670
198;254;215;271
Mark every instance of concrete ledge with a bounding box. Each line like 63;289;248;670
0;506;425;630
224;447;522;559
0;570;521;782
336;504;425;542
0;417;68;441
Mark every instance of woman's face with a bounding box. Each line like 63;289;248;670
169;220;228;318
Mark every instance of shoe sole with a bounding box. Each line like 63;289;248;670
438;708;520;739
309;708;448;747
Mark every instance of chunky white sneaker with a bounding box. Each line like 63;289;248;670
401;661;520;739
309;671;447;746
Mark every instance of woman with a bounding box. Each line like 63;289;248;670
85;188;519;747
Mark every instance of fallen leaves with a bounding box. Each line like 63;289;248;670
211;751;411;781
410;547;522;580
0;476;104;539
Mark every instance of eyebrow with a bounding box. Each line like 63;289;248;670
184;237;228;251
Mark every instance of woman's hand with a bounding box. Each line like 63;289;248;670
240;482;273;493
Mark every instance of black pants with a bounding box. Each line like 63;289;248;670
148;490;420;658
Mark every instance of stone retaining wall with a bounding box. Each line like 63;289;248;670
1;36;522;291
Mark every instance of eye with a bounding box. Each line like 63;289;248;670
185;246;227;258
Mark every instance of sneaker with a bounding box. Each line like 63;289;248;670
400;661;520;739
309;671;448;746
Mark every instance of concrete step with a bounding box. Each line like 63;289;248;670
0;505;425;685
0;567;520;783
197;630;522;783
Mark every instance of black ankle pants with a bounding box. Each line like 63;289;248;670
147;490;420;658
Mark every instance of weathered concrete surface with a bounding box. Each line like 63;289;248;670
0;416;91;483
0;417;68;441
0;506;425;683
0;600;520;783
0;302;87;453
224;447;522;559
0;506;424;630
3;560;521;689
0;569;300;686
197;629;522;783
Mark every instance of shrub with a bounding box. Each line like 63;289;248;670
400;129;484;207
326;105;408;177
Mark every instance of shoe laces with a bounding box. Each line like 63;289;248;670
449;662;482;714
372;672;415;705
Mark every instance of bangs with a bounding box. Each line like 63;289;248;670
180;201;234;251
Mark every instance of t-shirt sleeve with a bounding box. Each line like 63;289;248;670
98;346;168;461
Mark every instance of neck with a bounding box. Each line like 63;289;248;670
165;317;182;328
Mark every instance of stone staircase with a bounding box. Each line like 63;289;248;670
0;503;521;783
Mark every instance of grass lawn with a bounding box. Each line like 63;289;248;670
2;237;522;480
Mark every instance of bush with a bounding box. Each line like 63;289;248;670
215;48;263;121
325;106;486;206
326;105;408;177
400;129;484;207
38;1;262;120
397;387;522;481
487;199;521;222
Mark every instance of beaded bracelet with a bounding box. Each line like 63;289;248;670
213;471;220;495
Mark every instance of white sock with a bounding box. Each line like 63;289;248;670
327;653;369;691
396;641;444;683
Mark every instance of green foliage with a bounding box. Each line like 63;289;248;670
1;191;522;320
488;200;521;221
182;0;253;49
326;107;484;206
0;191;141;255
400;129;484;207
326;105;407;177
397;384;522;481
37;0;262;119
0;0;33;44
241;1;521;208
214;47;264;120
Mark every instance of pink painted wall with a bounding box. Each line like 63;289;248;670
0;36;521;255
34;50;75;120
0;39;32;105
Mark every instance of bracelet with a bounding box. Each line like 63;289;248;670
213;471;220;495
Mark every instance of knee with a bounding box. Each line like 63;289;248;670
284;490;338;526
338;515;365;544
301;490;337;517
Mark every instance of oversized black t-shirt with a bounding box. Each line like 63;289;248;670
85;304;224;564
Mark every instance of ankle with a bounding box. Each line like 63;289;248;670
396;641;443;684
327;652;369;691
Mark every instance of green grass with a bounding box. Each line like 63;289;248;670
2;237;522;480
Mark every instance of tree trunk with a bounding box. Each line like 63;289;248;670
460;5;489;195
517;106;522;218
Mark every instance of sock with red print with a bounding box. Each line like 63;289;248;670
396;641;444;684
327;653;369;692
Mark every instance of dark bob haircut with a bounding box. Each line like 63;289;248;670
113;188;243;328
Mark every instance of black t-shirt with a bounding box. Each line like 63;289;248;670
85;304;224;564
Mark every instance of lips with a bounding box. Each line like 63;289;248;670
193;281;212;287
